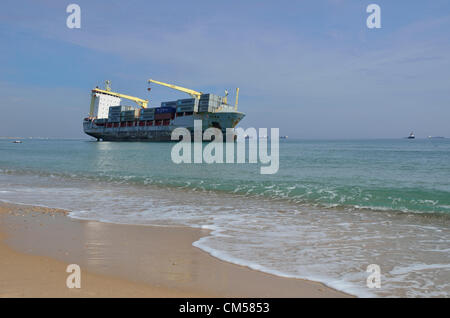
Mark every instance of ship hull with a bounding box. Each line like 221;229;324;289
83;111;245;142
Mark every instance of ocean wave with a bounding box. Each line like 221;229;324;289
1;166;449;216
1;171;450;297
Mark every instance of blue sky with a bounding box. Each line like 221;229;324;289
0;0;449;138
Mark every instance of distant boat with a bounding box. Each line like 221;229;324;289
280;136;288;139
407;132;415;139
12;140;22;143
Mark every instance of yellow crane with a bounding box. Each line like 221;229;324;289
147;78;240;110
89;80;149;117
148;78;202;99
234;88;239;111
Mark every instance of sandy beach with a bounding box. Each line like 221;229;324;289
0;201;349;298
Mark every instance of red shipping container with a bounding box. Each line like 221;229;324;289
154;113;172;120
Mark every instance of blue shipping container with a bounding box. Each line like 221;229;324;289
161;101;177;107
155;106;176;114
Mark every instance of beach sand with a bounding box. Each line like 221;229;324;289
0;202;350;298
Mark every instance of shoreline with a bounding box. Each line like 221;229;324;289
0;201;350;298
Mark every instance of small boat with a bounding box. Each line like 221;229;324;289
407;132;415;139
280;135;288;139
12;140;22;143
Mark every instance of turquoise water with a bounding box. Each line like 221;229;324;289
0;138;449;297
1;139;449;214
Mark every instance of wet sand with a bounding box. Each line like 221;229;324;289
0;202;350;297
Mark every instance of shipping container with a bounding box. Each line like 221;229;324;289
121;109;140;117
140;115;155;121
198;105;219;113
154;112;173;120
199;100;220;106
155;106;176;114
141;107;156;114
200;94;222;102
109;105;134;114
176;105;195;113
161;101;177;107
120;109;140;122
177;98;196;105
108;117;121;123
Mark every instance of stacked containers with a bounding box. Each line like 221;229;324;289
155;106;175;120
161;101;177;108
176;98;198;113
198;94;222;112
140;107;156;121
108;106;134;122
121;109;140;122
94;118;107;125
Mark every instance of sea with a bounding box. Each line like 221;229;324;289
0;138;449;297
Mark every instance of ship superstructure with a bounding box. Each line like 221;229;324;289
83;79;245;141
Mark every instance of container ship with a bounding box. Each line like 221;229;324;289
83;79;245;141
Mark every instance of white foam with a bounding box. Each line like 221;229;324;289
390;263;450;275
192;236;374;298
1;172;449;298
